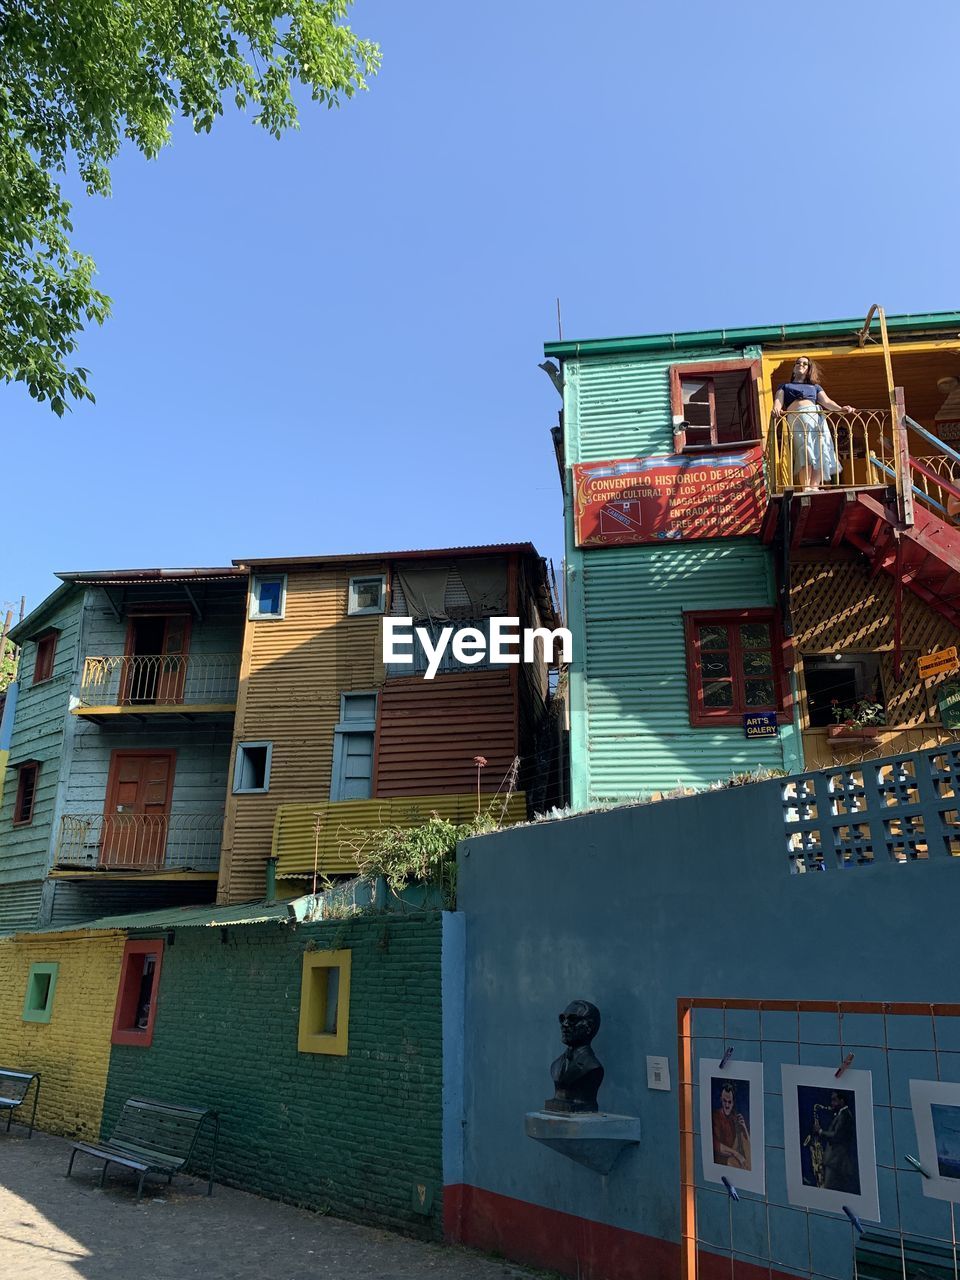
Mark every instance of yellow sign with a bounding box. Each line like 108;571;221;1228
919;647;959;680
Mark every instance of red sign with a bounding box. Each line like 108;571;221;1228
573;447;766;547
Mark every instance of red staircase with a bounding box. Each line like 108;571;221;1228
761;419;960;633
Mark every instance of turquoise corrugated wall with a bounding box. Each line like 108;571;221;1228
562;345;802;805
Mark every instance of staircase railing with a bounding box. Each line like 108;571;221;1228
903;415;960;521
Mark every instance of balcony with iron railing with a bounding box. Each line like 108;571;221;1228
75;653;239;718
766;407;898;497
54;812;223;873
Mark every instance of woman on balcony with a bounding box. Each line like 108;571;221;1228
773;357;856;489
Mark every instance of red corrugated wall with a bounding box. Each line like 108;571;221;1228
373;669;518;796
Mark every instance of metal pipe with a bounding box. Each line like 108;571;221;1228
265;855;278;904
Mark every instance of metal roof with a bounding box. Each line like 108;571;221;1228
15;898;294;937
543;309;960;360
235;542;541;568
56;567;245;583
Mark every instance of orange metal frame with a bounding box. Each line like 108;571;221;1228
677;996;960;1280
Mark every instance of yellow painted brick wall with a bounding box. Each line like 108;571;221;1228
0;931;126;1139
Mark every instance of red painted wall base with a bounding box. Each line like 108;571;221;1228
444;1184;801;1280
444;1183;677;1280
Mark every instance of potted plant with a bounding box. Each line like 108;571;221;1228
827;697;886;739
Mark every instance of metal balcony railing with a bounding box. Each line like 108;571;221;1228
78;653;239;708
767;408;897;496
55;812;223;871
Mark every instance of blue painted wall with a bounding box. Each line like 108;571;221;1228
456;770;960;1272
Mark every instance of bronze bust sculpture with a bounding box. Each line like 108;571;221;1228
545;1000;604;1113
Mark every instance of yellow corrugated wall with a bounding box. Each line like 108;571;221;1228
274;792;528;877
0;931;126;1139
219;567;385;903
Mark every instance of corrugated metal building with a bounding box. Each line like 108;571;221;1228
218;545;562;903
547;309;960;805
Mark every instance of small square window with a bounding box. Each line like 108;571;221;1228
249;574;286;620
112;939;164;1046
348;576;386;616
13;762;40;826
233;741;272;793
22;963;58;1023
298;949;351;1055
33;631;59;684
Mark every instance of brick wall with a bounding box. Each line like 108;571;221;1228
102;914;444;1236
0;931;125;1139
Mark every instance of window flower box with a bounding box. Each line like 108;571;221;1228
827;724;881;741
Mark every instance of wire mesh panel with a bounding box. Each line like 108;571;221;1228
679;999;960;1280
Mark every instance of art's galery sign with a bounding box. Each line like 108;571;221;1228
573;447;766;548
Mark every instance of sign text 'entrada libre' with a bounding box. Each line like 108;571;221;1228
573;447;766;547
383;617;572;680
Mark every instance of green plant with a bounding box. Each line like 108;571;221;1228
830;697;885;728
345;810;498;908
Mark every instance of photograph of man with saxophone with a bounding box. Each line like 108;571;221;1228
799;1086;860;1194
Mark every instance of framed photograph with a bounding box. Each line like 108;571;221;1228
698;1058;765;1194
781;1065;880;1221
910;1079;960;1203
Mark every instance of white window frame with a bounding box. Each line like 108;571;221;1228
347;575;386;617
249;574;287;621
233;741;273;794
330;692;377;801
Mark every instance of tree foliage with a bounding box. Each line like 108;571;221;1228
0;1;379;412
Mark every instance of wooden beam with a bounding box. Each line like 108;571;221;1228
830;493;858;547
791;497;812;550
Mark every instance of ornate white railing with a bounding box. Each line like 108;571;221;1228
78;653;239;707
55;812;223;871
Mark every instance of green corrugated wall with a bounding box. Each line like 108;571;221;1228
561;345;803;805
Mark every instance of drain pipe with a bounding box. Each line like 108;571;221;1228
265;856;278;904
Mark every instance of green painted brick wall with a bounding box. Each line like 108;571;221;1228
102;914;444;1236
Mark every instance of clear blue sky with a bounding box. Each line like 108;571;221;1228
4;0;960;619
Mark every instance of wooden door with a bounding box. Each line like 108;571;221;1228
121;615;191;705
156;615;191;704
101;750;176;868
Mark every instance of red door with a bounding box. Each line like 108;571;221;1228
121;615;191;705
101;751;176;868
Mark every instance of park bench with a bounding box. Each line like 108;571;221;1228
856;1229;957;1280
0;1068;40;1138
66;1097;219;1203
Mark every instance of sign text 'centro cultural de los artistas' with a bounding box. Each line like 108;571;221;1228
572;447;766;547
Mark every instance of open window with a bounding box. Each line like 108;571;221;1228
112;939;164;1046
670;361;761;452
33;630;59;685
233;741;272;794
13;761;40;826
802;653;885;728
684;609;792;727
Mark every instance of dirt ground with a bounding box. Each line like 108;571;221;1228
0;1128;538;1280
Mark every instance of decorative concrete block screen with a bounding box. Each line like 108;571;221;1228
782;745;960;871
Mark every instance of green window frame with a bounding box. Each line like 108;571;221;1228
22;962;59;1023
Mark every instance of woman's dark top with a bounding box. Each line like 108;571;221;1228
778;382;822;408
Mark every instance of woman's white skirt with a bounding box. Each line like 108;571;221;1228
789;408;839;479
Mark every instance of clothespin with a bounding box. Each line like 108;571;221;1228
719;1046;734;1070
843;1206;864;1235
835;1053;854;1078
905;1154;931;1179
721;1176;740;1202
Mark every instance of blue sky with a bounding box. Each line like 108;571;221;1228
4;0;960;618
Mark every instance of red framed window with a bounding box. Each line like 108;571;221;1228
112;939;165;1047
13;761;40;826
33;630;59;684
669;361;761;451
683;609;792;727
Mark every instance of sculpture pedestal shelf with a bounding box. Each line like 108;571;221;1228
524;1110;641;1175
